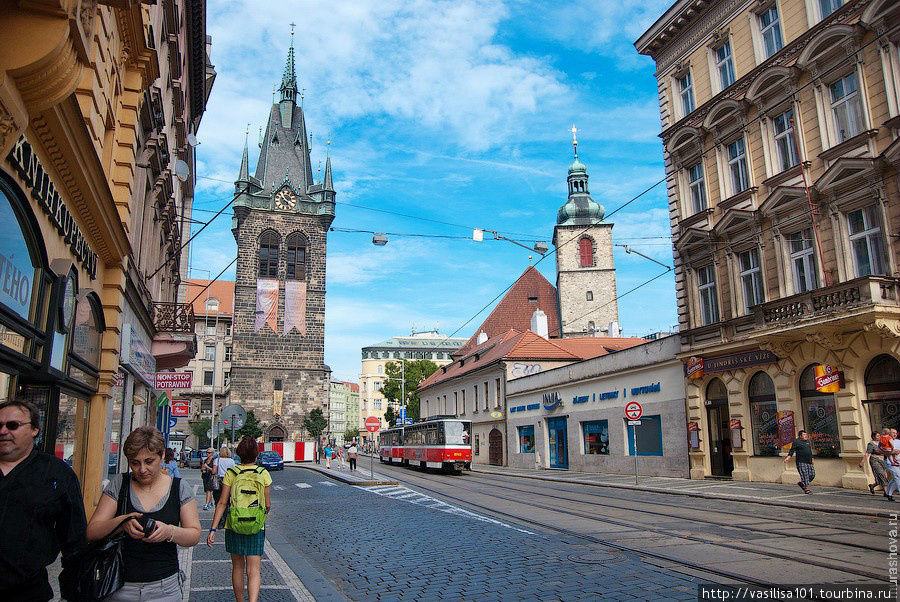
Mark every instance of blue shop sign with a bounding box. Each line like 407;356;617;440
542;392;561;411
630;382;661;396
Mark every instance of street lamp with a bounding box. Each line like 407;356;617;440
474;229;548;255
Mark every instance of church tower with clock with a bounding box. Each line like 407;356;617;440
229;34;335;442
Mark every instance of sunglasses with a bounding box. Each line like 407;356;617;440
0;420;34;432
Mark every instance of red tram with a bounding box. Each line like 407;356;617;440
378;417;472;473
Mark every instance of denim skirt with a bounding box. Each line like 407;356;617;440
224;529;265;556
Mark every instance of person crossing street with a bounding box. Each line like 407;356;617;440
348;442;358;471
784;430;815;494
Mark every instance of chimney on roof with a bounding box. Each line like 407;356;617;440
608;321;621;337
530;310;549;339
476;331;488;345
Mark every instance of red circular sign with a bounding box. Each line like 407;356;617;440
365;416;381;433
624;401;643;420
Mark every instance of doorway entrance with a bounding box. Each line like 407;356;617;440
547;416;568;469
488;428;503;466
705;379;733;477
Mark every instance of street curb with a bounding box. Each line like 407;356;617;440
289;462;399;486
471;467;894;518
265;522;350;602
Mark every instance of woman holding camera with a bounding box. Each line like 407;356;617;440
87;427;201;600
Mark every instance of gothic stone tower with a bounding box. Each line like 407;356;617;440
553;139;618;338
230;37;335;441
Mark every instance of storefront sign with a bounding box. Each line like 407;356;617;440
121;322;156;386
542;392;561;411
777;410;795;448
6;137;98;279
155;371;193;390
815;365;843;393
686;356;704;380
172;401;190;417
630;382;661;396
702;350;778;374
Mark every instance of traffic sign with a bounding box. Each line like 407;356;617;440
168;416;177;429
221;404;246;429
171;401;190;417
624;401;643;421
365;416;381;433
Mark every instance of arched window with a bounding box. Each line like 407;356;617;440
258;231;280;278
706;378;727;404
578;237;594;267
748;372;778;456
865;354;900;431
285;232;307;280
799;365;841;457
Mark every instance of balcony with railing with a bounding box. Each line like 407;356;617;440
151;301;197;370
681;276;900;349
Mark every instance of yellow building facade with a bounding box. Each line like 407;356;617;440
637;0;900;489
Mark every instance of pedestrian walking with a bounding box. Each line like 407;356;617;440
201;448;216;510
783;430;815;494
348;442;358;471
0;401;86;601
86;426;201;601
324;444;333;469
860;431;890;495
213;447;237;509
315;441;322;464
163;448;181;479
207;437;272;602
883;429;900;502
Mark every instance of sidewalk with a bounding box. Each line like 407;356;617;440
471;464;897;518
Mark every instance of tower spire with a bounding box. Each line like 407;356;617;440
324;139;333;190
238;124;250;182
279;24;298;104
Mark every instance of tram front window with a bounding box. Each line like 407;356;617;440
445;421;471;445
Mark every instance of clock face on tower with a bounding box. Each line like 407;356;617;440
274;187;297;211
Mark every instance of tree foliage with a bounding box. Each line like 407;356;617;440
344;426;360;442
190;418;211;448
237;410;263;440
384;405;397;427
302;407;328;439
379;359;439;422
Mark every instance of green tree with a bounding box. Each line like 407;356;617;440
380;359;439;421
302;408;328;439
237;410;263;440
384;406;397;427
190;418;211;448
344;426;359;442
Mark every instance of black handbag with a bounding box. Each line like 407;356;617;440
61;475;132;601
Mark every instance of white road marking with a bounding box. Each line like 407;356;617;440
318;481;337;487
266;537;317;601
274;485;285;490
359;485;535;535
295;483;312;489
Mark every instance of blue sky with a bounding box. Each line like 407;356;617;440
189;0;678;383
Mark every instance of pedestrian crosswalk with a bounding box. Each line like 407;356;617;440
358;485;535;535
295;482;311;489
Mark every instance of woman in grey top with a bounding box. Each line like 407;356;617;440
860;431;890;495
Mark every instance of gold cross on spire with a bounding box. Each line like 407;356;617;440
290;22;296;38
570;124;578;156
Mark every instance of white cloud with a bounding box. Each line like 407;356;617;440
611;207;673;262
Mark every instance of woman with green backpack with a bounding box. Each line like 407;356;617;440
207;437;272;602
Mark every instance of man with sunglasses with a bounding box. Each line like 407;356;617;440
0;400;86;601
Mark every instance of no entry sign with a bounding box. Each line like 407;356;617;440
365;416;381;433
624;401;643;421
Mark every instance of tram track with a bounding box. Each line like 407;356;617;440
372;463;889;585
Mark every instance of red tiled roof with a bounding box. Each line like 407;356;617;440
419;329;583;391
184;279;235;317
455;267;559;357
552;337;646;360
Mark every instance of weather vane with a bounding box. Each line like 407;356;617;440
570;124;578;157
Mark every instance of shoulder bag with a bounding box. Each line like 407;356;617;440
60;475;132;600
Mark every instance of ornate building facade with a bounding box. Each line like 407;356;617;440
230;37;335;441
637;0;900;488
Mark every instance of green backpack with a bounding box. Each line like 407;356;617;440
227;466;267;535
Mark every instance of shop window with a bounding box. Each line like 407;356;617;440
582;420;609;455
799;365;841;457
518;425;535;453
864;355;900;432
68;292;103;389
627;415;663;456
0;181;42;324
749;372;779;456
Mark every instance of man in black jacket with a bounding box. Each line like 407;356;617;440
0;400;86;600
784;429;815;494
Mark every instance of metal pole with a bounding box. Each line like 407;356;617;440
370;438;374;479
633;423;639;486
211;304;219;450
401;359;405;423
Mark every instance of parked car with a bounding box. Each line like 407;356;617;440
187;449;203;469
257;450;284;471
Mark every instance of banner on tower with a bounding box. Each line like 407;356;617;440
283;280;307;336
255;278;279;333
